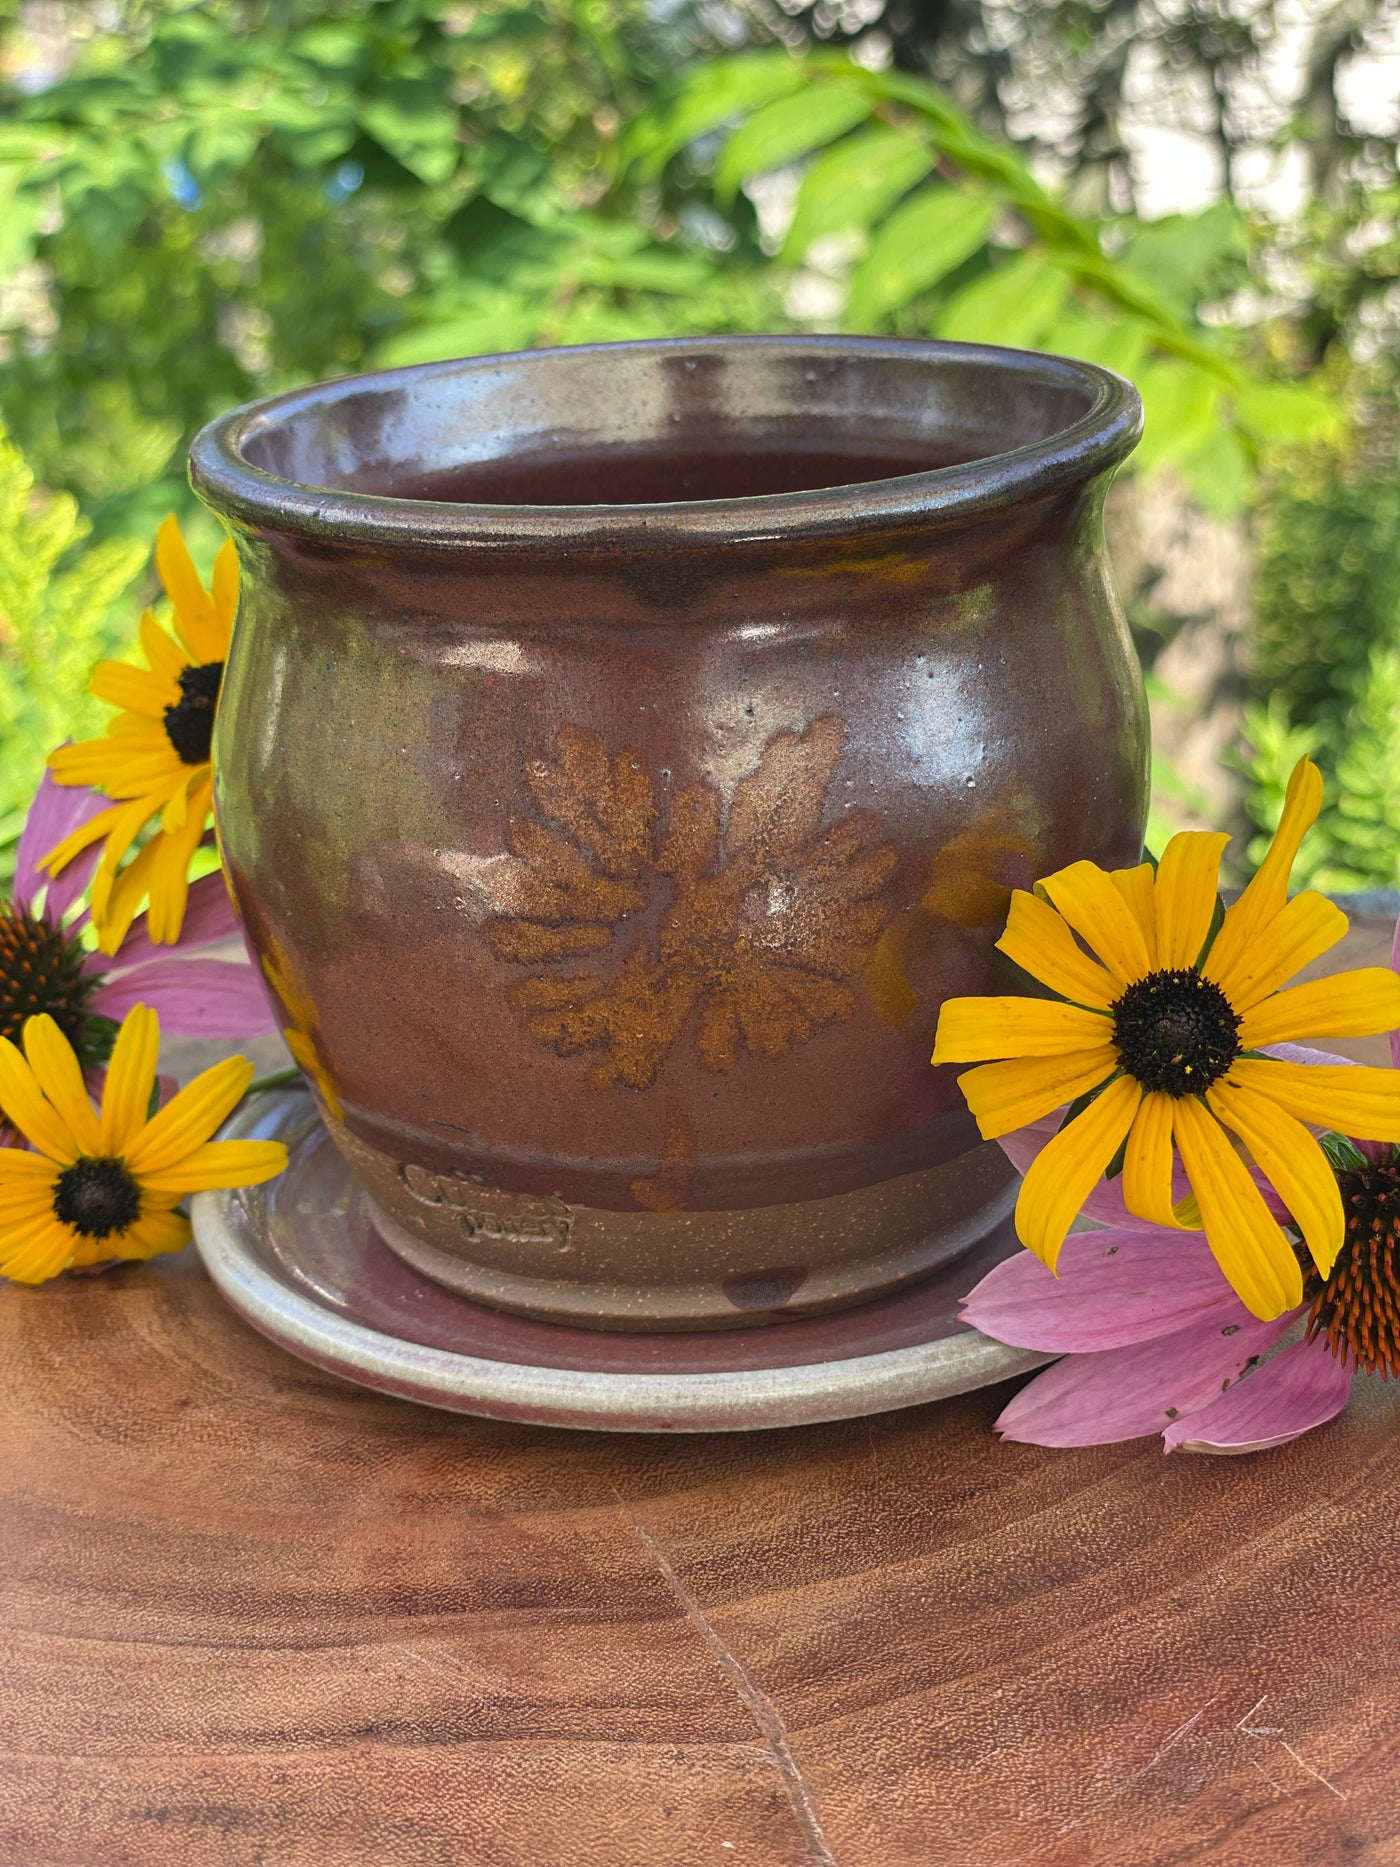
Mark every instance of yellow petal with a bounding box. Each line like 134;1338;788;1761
39;796;128;877
0;1216;76;1284
932;996;1111;1063
139;610;190;683
46;793;153;912
995;889;1118;1009
156;514;224;663
161;773;193;836
91;768;210;954
1172;1094;1303;1319
1203;757;1322;993
1206;889;1348;1012
1014;1074;1142;1271
143;774;213;947
48;736;182;796
108;712;170;742
1237;967;1400;1050
125;1054;255;1174
89;660;178;718
0;1037;78;1163
93;833;163;956
20;1016;100;1155
1120;1089;1185;1227
1206;1077;1344;1279
211;536;239;644
954;1047;1120;1138
99;1005;161;1155
117;1207;193;1260
0;1148;62;1184
0;1182;61;1222
1110;863;1158;968
1154;830;1229;969
137;1138;288;1195
1225;1057;1400;1142
1038;860;1151;988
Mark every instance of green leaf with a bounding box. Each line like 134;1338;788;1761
1234;382;1345;448
715;83;872;206
1039;307;1150;379
1133;361;1220;473
1118;204;1247;314
936;252;1069;347
782;124;932;262
443;194;566;280
576;247;719;294
291;23;367;70
1318;1131;1372;1174
846;187;996;327
1179;426;1252;519
372;300;540;369
185;112;262;184
0;165;41;280
358;84;460;186
623;52;807;176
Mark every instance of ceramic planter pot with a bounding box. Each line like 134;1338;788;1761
191;335;1146;1331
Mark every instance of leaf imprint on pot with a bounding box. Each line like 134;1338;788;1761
486;716;898;1089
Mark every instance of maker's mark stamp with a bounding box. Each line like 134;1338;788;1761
400;1163;574;1250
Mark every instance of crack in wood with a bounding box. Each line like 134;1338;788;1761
613;1491;839;1867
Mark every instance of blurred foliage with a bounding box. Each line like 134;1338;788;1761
0;0;1397;893
627;51;1342;515
0;0;1344;541
0;418;145;874
0;0;783;539
1241;415;1400;888
725;0;1400;363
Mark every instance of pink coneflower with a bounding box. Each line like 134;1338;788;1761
3;770;277;1078
962;1035;1400;1455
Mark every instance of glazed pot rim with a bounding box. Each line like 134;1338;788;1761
190;334;1142;552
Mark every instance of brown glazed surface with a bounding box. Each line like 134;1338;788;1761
192;337;1147;1326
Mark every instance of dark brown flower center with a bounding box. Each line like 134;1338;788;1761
1111;967;1240;1097
0;906;112;1065
1306;1162;1400;1377
163;660;223;765
52;1155;142;1240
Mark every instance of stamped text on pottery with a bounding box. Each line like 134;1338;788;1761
400;1163;574;1249
486;716;898;1089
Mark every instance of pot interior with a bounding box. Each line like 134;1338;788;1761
237;340;1101;508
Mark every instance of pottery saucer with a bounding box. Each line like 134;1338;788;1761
192;1089;1049;1433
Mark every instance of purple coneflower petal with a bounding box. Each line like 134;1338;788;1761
963;1229;1249;1352
993;1308;1295;1447
1263;1041;1356;1069
13;771;108;920
91;959;279;1037
1164;1337;1354;1454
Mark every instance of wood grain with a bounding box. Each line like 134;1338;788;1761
3;925;1399;1866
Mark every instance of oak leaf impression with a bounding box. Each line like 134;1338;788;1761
486;717;898;1090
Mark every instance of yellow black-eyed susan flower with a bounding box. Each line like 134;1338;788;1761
0;1005;285;1284
44;516;235;955
933;758;1400;1321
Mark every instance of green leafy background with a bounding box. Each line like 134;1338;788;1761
1;0;1394;888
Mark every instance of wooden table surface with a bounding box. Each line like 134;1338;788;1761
3;921;1399;1867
